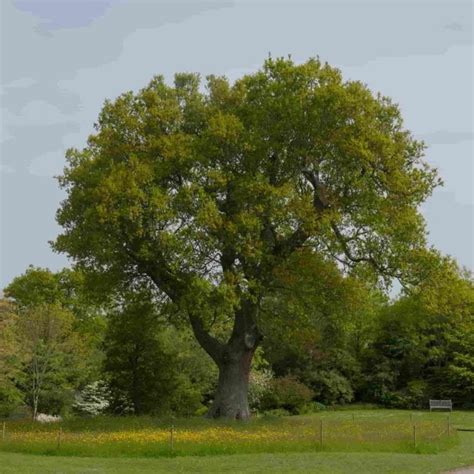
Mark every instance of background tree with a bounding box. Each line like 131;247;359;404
0;300;23;417
54;57;440;419
16;304;90;419
103;295;216;416
4;267;64;308
361;256;474;408
5;267;105;385
4;268;105;418
5;266;102;321
261;250;384;405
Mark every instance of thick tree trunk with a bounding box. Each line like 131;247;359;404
187;297;261;420
206;347;254;420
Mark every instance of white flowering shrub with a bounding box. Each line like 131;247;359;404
72;381;110;416
36;413;62;423
248;368;273;411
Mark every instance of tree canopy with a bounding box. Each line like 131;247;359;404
53;57;441;419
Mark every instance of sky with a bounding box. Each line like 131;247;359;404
0;0;472;289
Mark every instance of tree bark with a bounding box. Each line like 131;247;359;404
206;345;255;420
32;396;38;421
187;295;261;420
205;298;261;420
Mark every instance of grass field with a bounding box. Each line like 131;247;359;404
1;409;473;473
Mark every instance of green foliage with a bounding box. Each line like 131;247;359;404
260;252;383;406
0;301;23;417
298;401;327;414
4;267;64;309
362;256;474;408
309;369;354;405
261;375;314;414
247;347;273;411
3;59;467;419
103;296;216;416
2;267;106;417
262;408;291;417
52;56;439;369
4;266;106;379
4;267;94;319
14;304;93;417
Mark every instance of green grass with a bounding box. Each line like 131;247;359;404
0;409;473;473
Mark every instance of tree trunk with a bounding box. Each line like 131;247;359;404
32;397;38;421
206;346;254;420
187;298;261;420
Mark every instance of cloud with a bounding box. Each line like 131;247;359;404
424;141;473;206
0;164;15;174
422;190;474;270
2;1;234;84
28;150;66;177
1;81;82;116
3;77;37;89
339;44;473;141
420;131;474;145
0;172;68;286
14;0;125;30
5;100;71;126
1;0;233;170
1;122;80;173
1;0;473;287
0;0;235;286
444;21;466;32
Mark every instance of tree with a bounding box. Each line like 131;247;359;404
15;304;90;419
5;266;100;320
4;267;64;308
5;267;106;387
260;251;384;405
53;57;439;419
103;295;216;415
0;300;23;417
361;256;474;408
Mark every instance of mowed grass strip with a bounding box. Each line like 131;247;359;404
0;410;466;458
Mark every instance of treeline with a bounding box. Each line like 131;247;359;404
1;254;473;419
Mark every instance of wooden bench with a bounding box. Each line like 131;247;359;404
429;399;452;411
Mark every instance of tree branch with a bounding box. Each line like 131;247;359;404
123;241;226;363
188;312;224;363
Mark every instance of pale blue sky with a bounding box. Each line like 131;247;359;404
1;0;472;288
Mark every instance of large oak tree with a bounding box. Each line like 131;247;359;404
54;58;439;419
